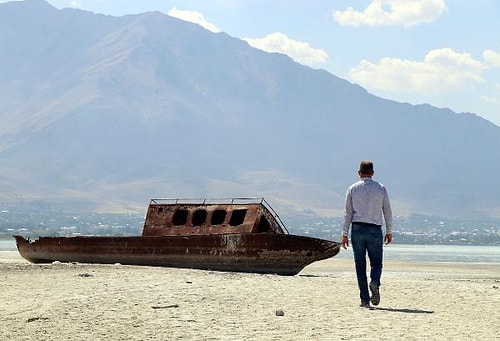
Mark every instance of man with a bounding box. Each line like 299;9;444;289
342;160;393;308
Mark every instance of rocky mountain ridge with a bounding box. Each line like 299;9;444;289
1;0;500;221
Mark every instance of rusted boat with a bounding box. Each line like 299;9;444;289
14;198;340;275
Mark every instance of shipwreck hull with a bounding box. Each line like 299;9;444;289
14;233;340;275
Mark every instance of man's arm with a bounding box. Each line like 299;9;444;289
341;188;353;249
342;189;353;236
382;187;393;244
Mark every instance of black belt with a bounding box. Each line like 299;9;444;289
353;222;381;228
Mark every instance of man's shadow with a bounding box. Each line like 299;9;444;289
370;306;434;314
297;275;435;314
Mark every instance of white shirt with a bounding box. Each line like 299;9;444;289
342;177;393;236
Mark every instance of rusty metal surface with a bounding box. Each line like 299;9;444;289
13;197;341;275
143;198;286;236
14;234;340;275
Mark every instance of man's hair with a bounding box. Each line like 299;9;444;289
359;160;374;174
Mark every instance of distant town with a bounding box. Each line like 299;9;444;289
1;209;499;246
286;214;500;246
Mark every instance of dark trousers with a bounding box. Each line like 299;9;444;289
351;222;383;304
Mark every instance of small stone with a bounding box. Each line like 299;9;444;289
78;273;93;277
275;309;285;316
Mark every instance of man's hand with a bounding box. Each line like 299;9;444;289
384;233;393;245
341;235;349;249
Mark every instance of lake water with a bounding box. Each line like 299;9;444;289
1;239;499;264
336;243;500;263
1;239;17;251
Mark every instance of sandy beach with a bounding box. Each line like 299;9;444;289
1;251;499;340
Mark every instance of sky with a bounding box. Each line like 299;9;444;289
13;0;500;126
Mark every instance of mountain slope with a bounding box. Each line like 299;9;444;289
1;0;499;219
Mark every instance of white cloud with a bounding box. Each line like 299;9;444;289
483;49;500;68
168;7;220;33
482;95;499;105
333;0;447;27
348;48;485;96
483;84;500;103
243;32;328;66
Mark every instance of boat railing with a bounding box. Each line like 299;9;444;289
150;197;289;234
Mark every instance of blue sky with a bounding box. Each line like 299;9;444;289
20;0;500;126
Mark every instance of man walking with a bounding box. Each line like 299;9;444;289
342;161;393;308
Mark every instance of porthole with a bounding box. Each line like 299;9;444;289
172;209;188;226
192;209;207;226
257;216;271;232
211;209;227;225
229;209;247;226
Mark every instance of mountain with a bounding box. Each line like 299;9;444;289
1;0;500;220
